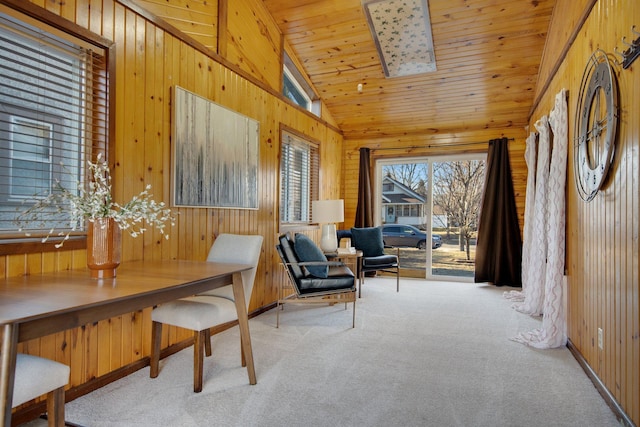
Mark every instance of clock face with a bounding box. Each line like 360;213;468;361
574;50;618;202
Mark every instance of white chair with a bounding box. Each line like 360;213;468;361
13;354;70;427
150;234;263;392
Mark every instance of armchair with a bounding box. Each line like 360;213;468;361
275;233;356;327
350;227;400;297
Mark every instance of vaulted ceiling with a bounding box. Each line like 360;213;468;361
262;0;556;141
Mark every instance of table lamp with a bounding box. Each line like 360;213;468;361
312;199;344;252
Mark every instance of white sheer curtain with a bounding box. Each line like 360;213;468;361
511;89;568;348
511;115;550;316
504;131;538;303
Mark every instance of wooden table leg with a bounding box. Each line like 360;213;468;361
1;323;18;427
230;272;256;385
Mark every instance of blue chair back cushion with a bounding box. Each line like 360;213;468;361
350;227;384;257
294;234;329;278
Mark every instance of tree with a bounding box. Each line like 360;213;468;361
383;164;428;195
432;160;485;260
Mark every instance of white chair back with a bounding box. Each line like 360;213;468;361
203;233;263;305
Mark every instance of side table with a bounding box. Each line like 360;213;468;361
326;250;363;297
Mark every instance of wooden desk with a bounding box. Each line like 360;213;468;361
0;260;255;427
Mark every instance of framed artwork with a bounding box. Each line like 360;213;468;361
172;86;259;209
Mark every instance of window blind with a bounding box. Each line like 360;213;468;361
0;11;108;235
280;131;319;224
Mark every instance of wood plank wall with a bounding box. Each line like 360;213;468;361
529;0;639;424
134;0;218;50
3;0;343;415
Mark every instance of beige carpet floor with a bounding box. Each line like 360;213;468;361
26;277;621;426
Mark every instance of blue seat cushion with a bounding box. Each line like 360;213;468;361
350;227;384;257
294;234;328;278
298;265;355;294
362;254;398;269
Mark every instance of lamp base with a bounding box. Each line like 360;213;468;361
319;223;337;253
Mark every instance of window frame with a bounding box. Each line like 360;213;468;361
0;1;114;254
283;65;311;111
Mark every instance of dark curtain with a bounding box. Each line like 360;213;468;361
354;147;373;227
474;138;522;286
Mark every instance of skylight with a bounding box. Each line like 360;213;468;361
363;0;437;78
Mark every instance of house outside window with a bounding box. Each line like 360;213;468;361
381;175;426;227
0;10;108;237
8;117;54;198
279;130;319;225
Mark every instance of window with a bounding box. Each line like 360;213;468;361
0;9;108;236
279;130;319;225
283;66;311;110
282;52;320;116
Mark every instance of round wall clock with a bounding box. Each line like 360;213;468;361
574;49;619;202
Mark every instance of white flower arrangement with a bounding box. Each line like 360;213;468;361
16;154;175;248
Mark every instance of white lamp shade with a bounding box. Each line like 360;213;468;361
312;199;344;224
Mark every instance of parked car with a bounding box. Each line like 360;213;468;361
432;233;442;249
381;224;441;249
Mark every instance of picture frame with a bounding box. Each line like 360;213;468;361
171;86;259;209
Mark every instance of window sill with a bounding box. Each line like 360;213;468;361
278;223;319;235
0;236;86;255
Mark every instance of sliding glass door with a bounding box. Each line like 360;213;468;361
430;158;485;279
376;154;486;281
377;161;430;277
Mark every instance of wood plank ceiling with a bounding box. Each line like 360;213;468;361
262;0;556;141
